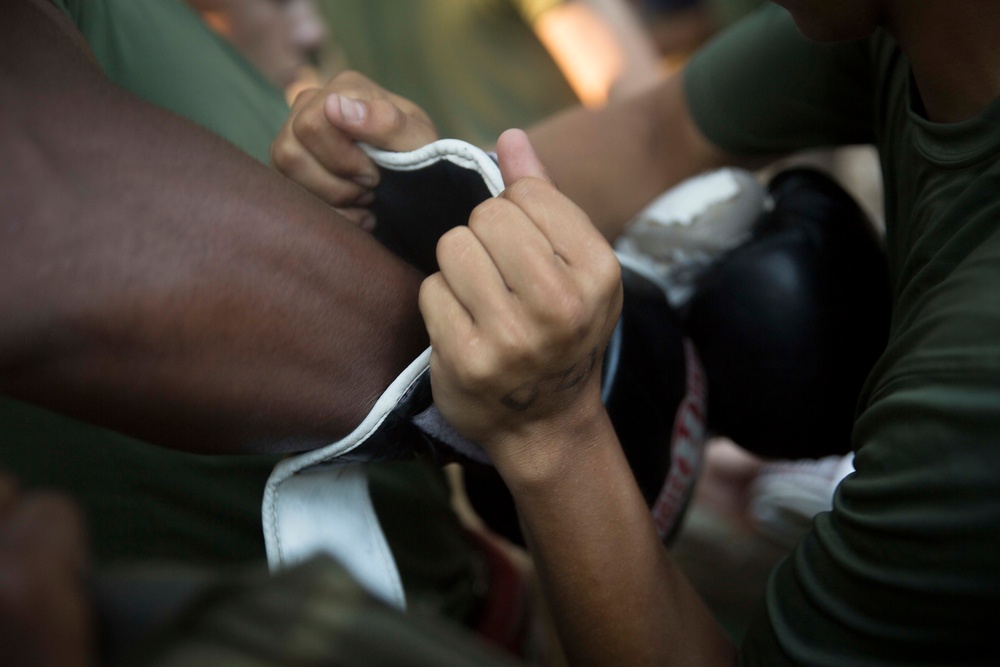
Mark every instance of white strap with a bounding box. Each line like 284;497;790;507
262;140;503;608
361;138;504;195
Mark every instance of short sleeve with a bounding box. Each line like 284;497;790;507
48;0;289;163
683;5;875;156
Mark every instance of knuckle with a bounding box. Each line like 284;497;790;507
292;108;327;142
334;69;367;88
452;349;492;390
291;87;319;109
368;101;411;145
270;138;302;173
418;275;442;312
384;101;407;133
321;180;365;205
494;317;534;362
548;290;591;339
436;226;473;260
504;177;549;206
595;252;623;298
470;197;511;229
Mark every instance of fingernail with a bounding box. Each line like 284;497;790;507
338;95;366;124
353;173;377;188
356;190;376;206
359;213;376;232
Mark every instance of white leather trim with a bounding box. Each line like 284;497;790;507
361;139;504;196
262;348;434;609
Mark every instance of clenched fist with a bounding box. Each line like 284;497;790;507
419;129;622;477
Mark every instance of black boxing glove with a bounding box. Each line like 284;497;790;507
681;167;890;459
364;140;503;274
355;139;714;546
464;258;710;546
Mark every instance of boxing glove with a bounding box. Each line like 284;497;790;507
682;167;890;459
464;258;709;546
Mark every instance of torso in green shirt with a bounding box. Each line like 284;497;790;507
686;7;1000;664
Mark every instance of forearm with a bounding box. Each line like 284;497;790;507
527;73;737;241
497;410;736;667
0;0;428;454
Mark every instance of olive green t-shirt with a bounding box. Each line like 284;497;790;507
317;0;579;146
686;7;1000;664
49;0;290;163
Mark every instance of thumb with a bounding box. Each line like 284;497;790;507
497;128;552;188
324;93;436;151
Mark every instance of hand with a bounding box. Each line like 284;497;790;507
419;129;623;475
0;475;92;667
271;70;438;230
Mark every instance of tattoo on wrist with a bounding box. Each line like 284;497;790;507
555;349;597;391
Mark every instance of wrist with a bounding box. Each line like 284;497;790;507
485;400;619;493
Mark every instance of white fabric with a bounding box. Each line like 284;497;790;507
263;139;503;610
615;168;768;307
748;452;855;549
262;349;432;609
362;138;505;195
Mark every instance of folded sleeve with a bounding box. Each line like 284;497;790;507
683;5;876;156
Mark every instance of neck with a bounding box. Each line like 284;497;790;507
886;0;1000;123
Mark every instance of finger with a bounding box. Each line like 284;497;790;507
504;177;611;273
290;86;320;109
495;129;597;264
272;87;336;176
324;93;437;152
273;139;375;208
285;98;381;189
495;129;610;268
335;206;377;232
435;225;512;326
418;273;474;348
497;128;551;187
2;494;89;575
468;196;563;301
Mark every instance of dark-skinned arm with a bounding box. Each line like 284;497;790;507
0;0;428;455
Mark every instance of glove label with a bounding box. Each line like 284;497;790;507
651;340;708;539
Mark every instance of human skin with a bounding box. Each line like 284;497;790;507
188;0;327;90
0;474;92;667
532;0;663;107
424;3;1000;664
272;1;1000;230
421;129;735;666
271;71;439;230
274;1;1000;663
0;0;429;455
271;68;753;241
